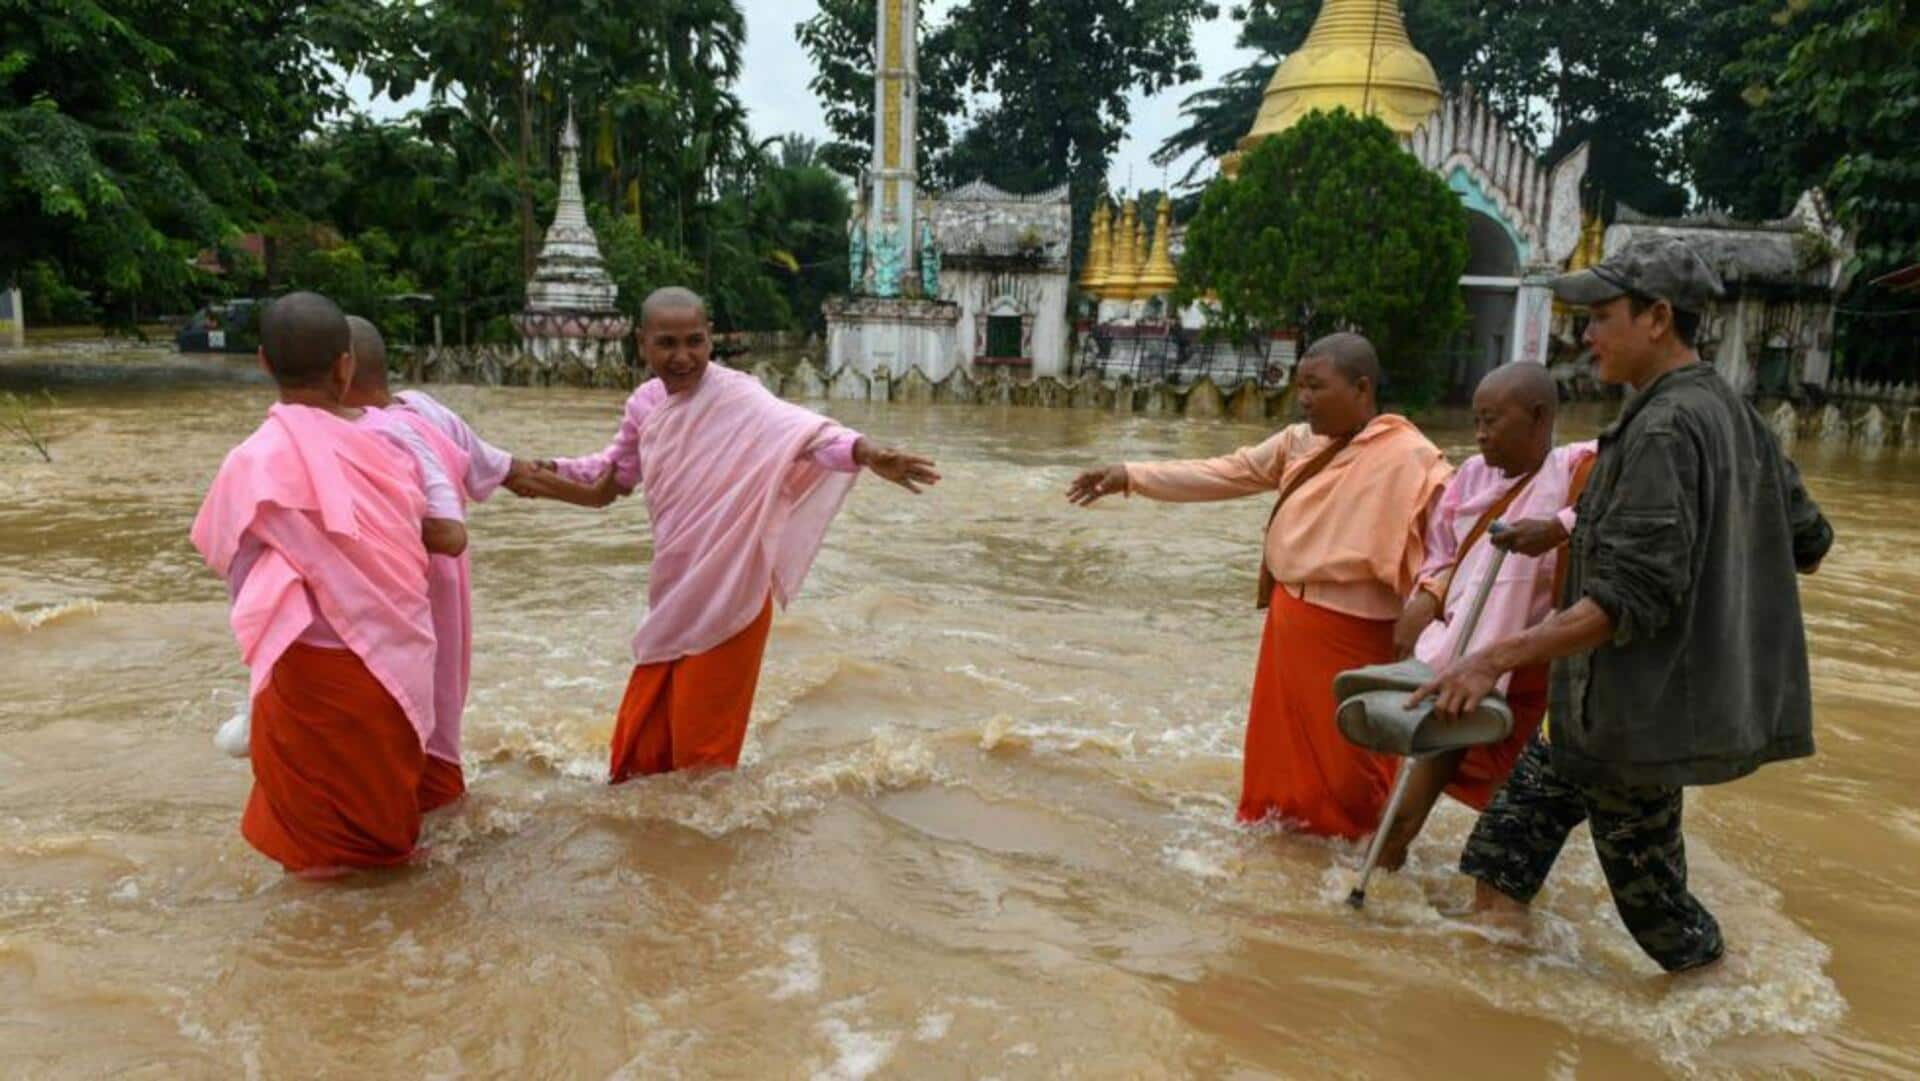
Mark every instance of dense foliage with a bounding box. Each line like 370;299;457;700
1178;110;1467;402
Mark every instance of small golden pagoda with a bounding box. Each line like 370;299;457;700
1108;199;1143;302
1231;0;1442;169
1079;201;1112;295
1135;198;1178;300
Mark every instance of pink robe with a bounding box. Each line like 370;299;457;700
384;407;475;770
1412;441;1598;689
555;366;861;664
191;403;439;747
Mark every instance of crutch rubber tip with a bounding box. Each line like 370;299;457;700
1346;889;1366;909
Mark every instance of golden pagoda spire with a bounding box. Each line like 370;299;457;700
1235;0;1442;160
1136;198;1178;300
1121;197;1144;299
1107;199;1141;302
1080;200;1112;294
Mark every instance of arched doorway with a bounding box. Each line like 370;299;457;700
1456;208;1524;394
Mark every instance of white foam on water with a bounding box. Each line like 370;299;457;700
1302;812;1849;1068
606;727;942;838
812;1017;898;1081
914;1010;952;1042
1150;721;1241;762
0;598;101;633
419;802;535;865
976;714;1138;758
763;934;823;1001
476;713;611;782
1164;845;1238;881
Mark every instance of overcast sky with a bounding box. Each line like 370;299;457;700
356;1;1259;194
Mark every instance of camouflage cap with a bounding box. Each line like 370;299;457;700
1552;234;1726;314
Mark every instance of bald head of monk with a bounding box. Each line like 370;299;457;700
343;316;393;408
1294;332;1381;438
258;292;353;397
640;286;713;396
1471;361;1559;476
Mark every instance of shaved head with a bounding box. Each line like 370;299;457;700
1471;362;1559;474
260;292;350;389
346;316;388;394
641;286;708;328
1301;332;1381;391
1474;361;1557;416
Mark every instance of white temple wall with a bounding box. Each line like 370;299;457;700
942;267;1071;378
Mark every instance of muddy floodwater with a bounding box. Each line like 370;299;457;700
3;346;1917;1078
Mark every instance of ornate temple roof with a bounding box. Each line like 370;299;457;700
929;179;1072;270
1608;192;1852;294
940;180;1071;205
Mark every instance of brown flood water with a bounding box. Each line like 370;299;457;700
2;347;1917;1078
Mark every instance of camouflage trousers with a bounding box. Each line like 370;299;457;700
1460;734;1725;972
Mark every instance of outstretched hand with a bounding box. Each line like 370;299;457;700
1066;464;1127;506
857;440;941;493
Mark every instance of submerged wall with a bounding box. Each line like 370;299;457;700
402;344;1919;445
402;345;1296;420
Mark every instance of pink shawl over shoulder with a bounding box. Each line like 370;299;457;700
632;366;858;665
190;403;439;746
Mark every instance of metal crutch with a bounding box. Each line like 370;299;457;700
1346;529;1511;910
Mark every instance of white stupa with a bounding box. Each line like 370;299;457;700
512;108;632;369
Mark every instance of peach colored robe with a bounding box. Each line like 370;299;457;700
1125;415;1452;836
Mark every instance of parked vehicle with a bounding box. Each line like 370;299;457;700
176;299;266;354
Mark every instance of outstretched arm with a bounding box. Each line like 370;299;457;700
1069;429;1294;507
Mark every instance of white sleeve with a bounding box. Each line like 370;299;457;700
380;421;465;521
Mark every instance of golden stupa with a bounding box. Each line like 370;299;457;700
1080;201;1113;294
1109;199;1142;301
1234;0;1442;163
1135;198;1178;300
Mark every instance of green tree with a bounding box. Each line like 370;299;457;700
1684;0;1817;220
795;0;966;179
591;207;702;323
0;0;379;323
1778;0;1920;380
1177;109;1467;402
747;154;853;332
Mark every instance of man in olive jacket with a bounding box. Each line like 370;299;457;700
1412;235;1834;972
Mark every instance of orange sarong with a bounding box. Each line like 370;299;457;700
242;644;426;873
1240;586;1398;839
1443;662;1548;810
418;757;466;814
608;598;774;782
